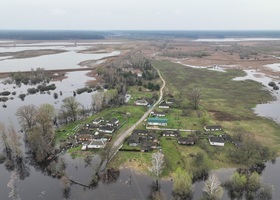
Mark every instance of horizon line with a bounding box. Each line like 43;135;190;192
1;29;280;32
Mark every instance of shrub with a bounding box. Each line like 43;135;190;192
0;97;9;102
27;87;37;94
1;91;11;96
18;94;26;101
268;81;276;87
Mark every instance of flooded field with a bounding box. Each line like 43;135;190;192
233;69;280;124
1;40;280;199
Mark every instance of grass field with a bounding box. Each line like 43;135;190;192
152;60;280;148
56;59;280;178
110;60;280;178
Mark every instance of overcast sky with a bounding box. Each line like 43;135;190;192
1;0;279;30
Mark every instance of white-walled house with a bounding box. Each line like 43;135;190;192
204;125;222;131
208;136;225;146
87;139;106;149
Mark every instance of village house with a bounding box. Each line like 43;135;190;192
92;117;104;125
127;133;140;146
147;118;168;126
140;141;160;152
133;129;149;136
107;118;119;127
87;139;106;149
178;137;195;145
208;136;225;146
151;111;166;117
97;126;115;134
158;101;170;109
127;130;159;150
166;98;176;104
161;130;180;137
76;134;92;141
204;125;222;131
135;99;148;106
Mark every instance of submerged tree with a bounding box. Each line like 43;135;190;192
224;171;273;200
149;151;164;191
202;174;224;200
60;175;71;200
173;168;194;200
61;96;81;121
0;124;25;173
16;104;55;163
16;104;37;131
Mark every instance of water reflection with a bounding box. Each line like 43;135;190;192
0;70;95;129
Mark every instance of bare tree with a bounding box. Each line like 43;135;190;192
149;151;164;191
203;174;224;200
16;104;37;131
187;88;202;110
26;126;52;162
61;96;81;121
59;174;70;199
0;124;23;170
0;124;10;158
91;92;104;112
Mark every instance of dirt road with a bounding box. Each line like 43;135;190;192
108;67;166;159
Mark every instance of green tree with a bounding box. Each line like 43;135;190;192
173;168;193;200
61;97;81;121
36;104;55;144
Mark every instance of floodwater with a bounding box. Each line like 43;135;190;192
194;38;280;42
0;70;95;130
233;69;280;124
0;42;119;129
1;153;280;199
1;41;280;199
0;153;173;200
0;49;119;72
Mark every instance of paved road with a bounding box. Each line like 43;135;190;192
108;67;166;159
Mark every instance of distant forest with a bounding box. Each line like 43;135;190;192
0;30;105;40
1;30;280;40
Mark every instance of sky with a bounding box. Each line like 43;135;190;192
0;0;280;30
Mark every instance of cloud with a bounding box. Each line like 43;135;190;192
51;8;67;16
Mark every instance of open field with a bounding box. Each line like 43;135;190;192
153;60;280;149
141;39;280;79
110;59;280;178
